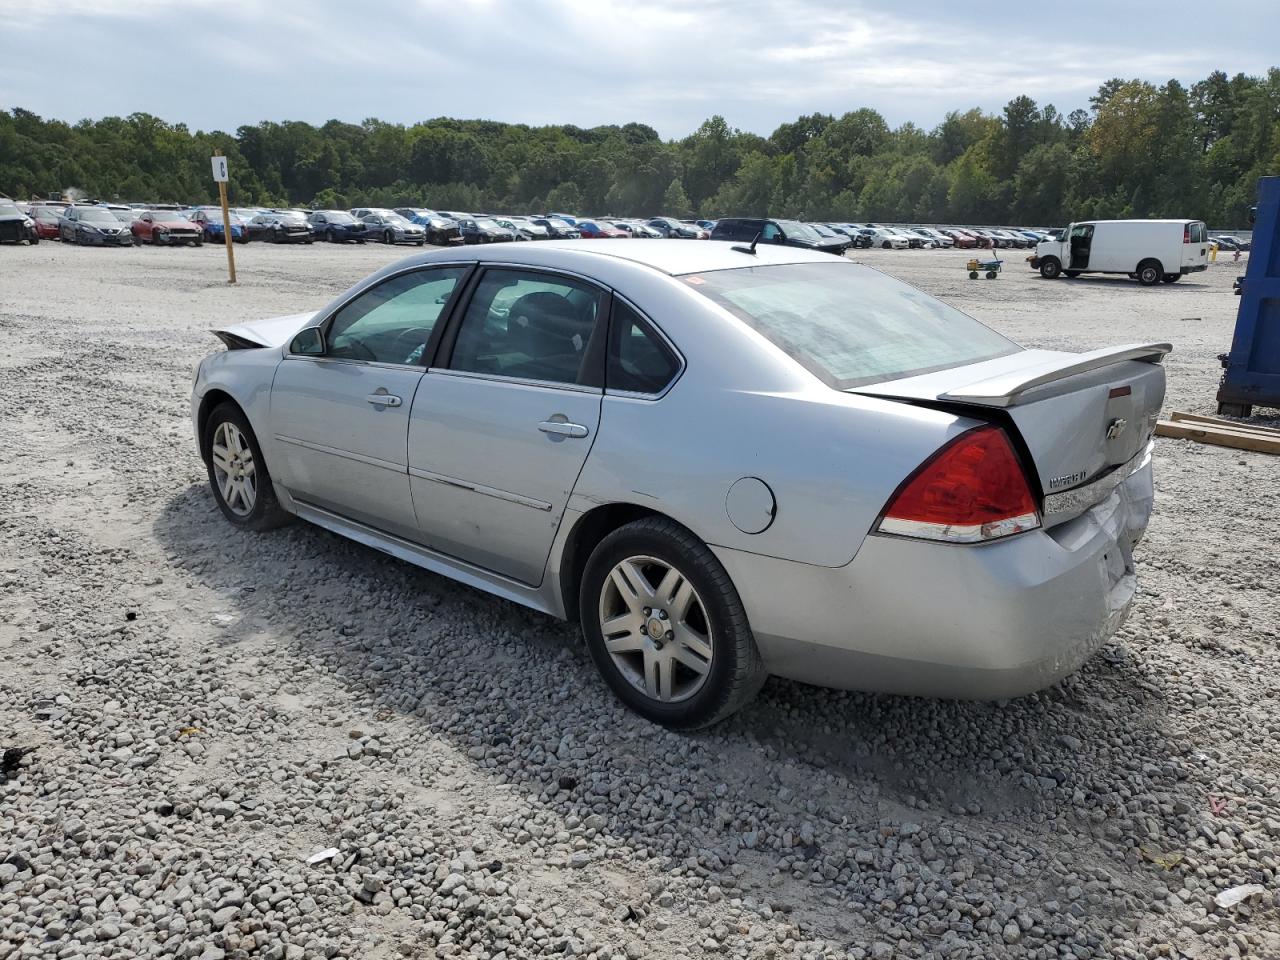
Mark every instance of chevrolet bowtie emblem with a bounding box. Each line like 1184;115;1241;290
1106;418;1128;440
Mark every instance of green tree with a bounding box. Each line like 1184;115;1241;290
661;177;692;217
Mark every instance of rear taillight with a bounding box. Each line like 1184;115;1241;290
1183;225;1191;243
877;426;1040;544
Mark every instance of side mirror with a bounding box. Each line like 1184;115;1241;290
290;327;325;356
773;234;785;244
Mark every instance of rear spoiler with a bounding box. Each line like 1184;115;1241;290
940;342;1172;408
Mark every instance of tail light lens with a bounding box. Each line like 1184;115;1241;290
877;426;1040;544
1183;225;1191;243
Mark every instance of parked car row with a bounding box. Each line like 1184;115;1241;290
5;195;1064;258
1209;234;1251;252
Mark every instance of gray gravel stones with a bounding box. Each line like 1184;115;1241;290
1;244;1278;958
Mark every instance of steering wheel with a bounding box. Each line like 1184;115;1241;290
391;327;435;363
331;338;376;361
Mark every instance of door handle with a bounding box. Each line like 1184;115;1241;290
366;393;402;408
538;420;589;439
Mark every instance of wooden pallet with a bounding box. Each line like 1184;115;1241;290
1155;412;1280;454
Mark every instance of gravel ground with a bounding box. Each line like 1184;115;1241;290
1;240;1277;960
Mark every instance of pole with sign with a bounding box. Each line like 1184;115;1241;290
211;150;236;284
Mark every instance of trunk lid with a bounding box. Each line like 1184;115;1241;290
851;343;1170;524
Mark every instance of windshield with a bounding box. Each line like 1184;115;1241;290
683;262;1019;389
326;212;357;224
79;207;118;223
149;211;189;221
474;218;500;229
774;219;820;241
0;201;21;216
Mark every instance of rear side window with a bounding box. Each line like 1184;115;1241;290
1188;222;1206;243
684;261;1019;389
449;268;604;386
608;301;680;395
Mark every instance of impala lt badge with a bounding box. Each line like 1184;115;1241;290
1048;470;1087;490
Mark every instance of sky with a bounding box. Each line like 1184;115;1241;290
1;0;1273;139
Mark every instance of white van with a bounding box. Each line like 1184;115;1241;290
1030;219;1209;285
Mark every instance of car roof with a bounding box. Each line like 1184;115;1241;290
400;238;836;276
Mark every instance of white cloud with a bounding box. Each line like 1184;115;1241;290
0;0;1273;136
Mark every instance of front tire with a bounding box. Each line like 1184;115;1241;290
1161;273;1180;283
1136;259;1162;286
1039;256;1062;279
579;517;766;729
202;403;290;531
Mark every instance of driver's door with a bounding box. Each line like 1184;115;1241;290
270;265;470;540
1068;224;1093;270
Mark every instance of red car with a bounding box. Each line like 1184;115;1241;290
132;210;204;246
28;205;65;240
576;219;629;238
936;228;976;249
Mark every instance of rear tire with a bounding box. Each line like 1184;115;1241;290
579;516;766;729
1039;257;1062;279
202;403;290;532
1136;260;1162;286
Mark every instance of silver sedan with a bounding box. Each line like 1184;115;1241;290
191;240;1167;728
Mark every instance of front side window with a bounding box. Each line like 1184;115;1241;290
325;267;467;365
449;269;604;386
608;301;680;395
684;261;1019;389
761;222;781;241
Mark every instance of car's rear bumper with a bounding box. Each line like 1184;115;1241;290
713;454;1154;700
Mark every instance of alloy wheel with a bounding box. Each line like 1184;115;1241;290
210;421;257;517
598;556;713;703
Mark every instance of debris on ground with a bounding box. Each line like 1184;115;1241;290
1157;411;1280;454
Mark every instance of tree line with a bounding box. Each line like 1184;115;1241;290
1;69;1276;227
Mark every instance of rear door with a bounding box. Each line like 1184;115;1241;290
408;266;607;585
270;265;470;540
1182;221;1208;269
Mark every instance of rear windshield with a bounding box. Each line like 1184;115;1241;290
684;261;1019;389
